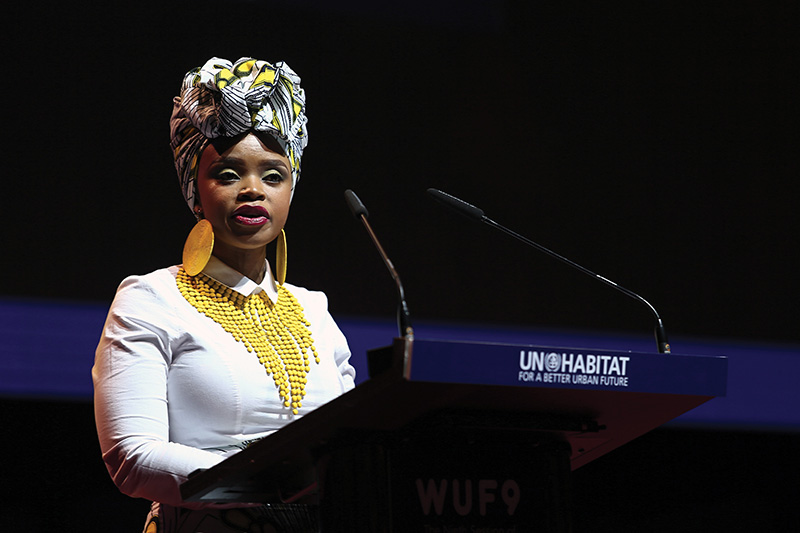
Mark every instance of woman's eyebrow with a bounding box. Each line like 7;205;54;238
211;155;289;169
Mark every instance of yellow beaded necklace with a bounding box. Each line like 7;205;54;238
176;267;319;415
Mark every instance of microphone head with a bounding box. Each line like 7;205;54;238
344;189;369;219
427;188;485;221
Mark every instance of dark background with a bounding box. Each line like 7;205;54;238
2;1;798;530
4;0;798;344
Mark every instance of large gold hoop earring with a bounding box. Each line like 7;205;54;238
183;219;214;276
276;229;287;286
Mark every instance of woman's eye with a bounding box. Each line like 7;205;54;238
262;170;285;183
216;170;239;182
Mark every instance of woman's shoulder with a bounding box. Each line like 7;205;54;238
98;267;191;336
109;266;184;311
282;282;329;311
117;265;181;292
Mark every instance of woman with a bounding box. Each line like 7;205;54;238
93;57;356;533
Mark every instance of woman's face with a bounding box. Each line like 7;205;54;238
196;132;292;258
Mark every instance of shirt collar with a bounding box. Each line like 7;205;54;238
202;256;279;303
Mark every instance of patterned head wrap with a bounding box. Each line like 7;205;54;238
169;57;308;215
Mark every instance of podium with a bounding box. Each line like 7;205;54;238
181;338;727;531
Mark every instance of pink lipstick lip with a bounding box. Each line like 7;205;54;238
233;205;269;217
232;205;270;226
234;215;268;226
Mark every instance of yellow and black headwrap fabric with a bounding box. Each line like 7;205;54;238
169;57;308;215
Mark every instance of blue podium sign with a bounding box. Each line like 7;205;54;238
406;339;727;396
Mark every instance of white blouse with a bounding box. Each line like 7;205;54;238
93;257;355;508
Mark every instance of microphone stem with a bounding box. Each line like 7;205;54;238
358;214;414;339
483;216;670;353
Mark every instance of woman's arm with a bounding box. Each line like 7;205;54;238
93;275;224;508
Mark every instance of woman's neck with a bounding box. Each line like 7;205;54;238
211;245;268;283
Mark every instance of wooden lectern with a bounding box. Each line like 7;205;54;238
181;338;727;531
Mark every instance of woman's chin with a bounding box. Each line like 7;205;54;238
218;230;279;252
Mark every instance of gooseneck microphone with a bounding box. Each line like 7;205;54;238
345;189;414;340
427;188;671;354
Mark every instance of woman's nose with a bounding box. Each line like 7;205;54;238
237;176;266;201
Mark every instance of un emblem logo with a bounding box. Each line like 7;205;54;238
545;352;561;372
